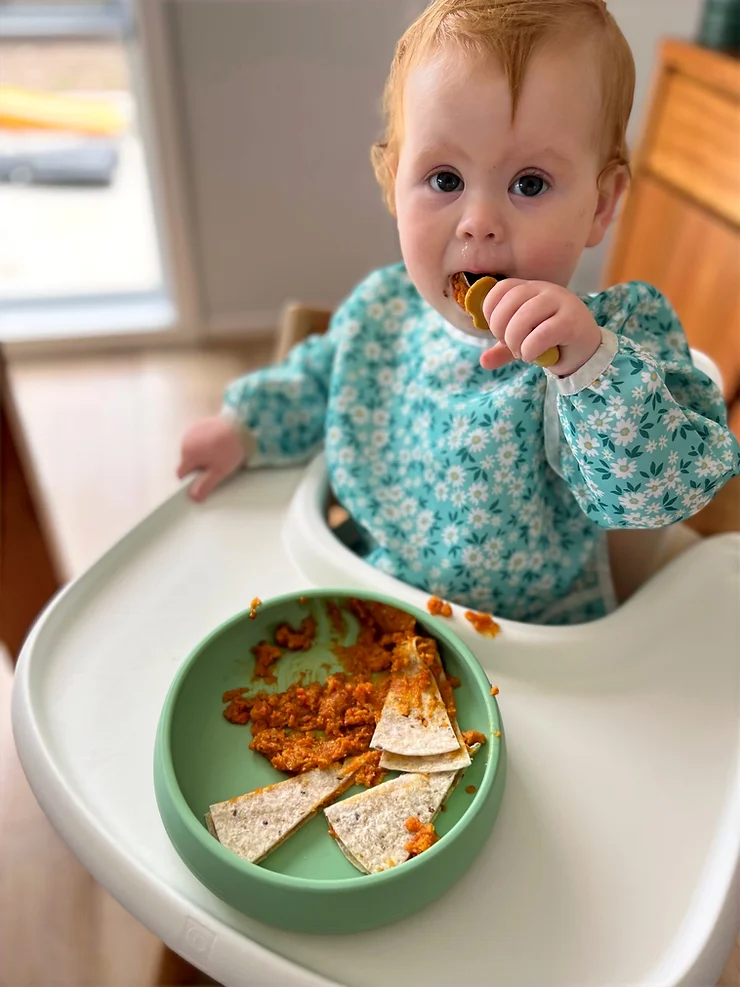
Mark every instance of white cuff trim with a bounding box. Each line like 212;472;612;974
546;328;619;396
220;405;260;465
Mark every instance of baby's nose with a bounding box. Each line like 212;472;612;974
457;195;504;241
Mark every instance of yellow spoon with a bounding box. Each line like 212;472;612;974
455;273;560;368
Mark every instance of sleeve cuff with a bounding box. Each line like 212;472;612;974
220;405;260;465
545;327;619;396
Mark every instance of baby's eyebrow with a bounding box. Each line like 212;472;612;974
413;141;573;168
522;147;572;165
494;142;574;167
412;139;471;162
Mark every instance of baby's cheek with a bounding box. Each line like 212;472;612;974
398;213;438;285
522;235;582;287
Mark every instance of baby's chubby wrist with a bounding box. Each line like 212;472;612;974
220;406;257;463
545;326;620;396
555;307;602;377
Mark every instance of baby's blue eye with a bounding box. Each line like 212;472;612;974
511;174;549;197
429;171;463;193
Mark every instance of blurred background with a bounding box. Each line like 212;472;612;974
0;0;738;984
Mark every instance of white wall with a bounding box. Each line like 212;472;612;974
166;0;705;333
168;0;423;334
570;0;705;294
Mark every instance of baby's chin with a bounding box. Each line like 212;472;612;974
404;267;491;334
422;290;482;335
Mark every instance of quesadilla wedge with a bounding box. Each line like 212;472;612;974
207;758;360;864
379;715;475;773
324;770;457;873
370;637;458;757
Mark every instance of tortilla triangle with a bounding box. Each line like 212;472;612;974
379;714;473;773
207;760;357;863
324;771;458;873
370;638;458;756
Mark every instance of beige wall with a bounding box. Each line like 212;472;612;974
167;0;705;334
169;0;423;335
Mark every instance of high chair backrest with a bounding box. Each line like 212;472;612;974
0;346;63;663
275;303;740;603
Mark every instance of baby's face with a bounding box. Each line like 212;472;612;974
394;42;614;332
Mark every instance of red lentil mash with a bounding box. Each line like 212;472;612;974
222;599;459;784
249;616;318;684
251;642;282;684
462;729;487;749
275;616;317;651
404;817;439;857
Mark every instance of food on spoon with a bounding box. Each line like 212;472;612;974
464;276;499;331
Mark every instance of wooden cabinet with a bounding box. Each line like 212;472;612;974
604;39;740;436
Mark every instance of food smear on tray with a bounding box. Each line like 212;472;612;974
464;609;501;638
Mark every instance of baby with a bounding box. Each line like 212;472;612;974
178;0;740;625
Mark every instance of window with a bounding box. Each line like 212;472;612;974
0;1;173;342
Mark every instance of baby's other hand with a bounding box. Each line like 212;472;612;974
479;279;601;376
177;416;246;502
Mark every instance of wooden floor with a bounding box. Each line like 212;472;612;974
2;341;271;987
2;340;739;986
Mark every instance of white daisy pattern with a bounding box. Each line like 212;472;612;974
224;265;740;625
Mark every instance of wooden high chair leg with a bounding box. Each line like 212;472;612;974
0;353;62;663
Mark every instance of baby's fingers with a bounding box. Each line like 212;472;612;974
480;342;515;372
484;281;540;344
177;435;204;479
189;467;227;502
502;293;559;359
519;315;565;368
481;278;527;327
177;452;195;480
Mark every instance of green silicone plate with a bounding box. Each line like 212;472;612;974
154;589;506;933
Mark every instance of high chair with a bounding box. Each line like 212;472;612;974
9;311;740;987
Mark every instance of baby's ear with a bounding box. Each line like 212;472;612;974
586;163;629;248
371;141;398;216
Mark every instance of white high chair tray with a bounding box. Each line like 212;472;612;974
12;455;740;987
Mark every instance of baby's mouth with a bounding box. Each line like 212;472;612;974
450;272;506;330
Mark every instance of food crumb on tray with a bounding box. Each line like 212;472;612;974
427;595;453;618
